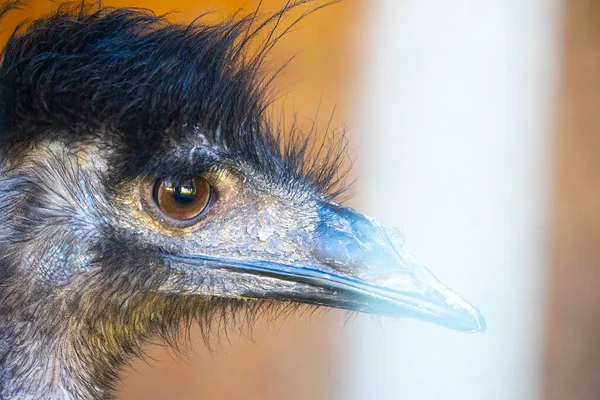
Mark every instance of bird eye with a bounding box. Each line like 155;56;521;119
152;177;213;222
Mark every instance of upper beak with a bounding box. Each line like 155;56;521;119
164;202;486;333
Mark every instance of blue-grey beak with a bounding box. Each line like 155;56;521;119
164;202;486;333
311;202;486;332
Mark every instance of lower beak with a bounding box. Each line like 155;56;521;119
163;202;486;333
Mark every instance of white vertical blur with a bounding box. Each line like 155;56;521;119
347;1;561;400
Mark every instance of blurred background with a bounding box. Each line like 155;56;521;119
2;0;599;399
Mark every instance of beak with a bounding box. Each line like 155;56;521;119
163;202;486;333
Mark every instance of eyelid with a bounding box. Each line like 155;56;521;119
141;151;223;181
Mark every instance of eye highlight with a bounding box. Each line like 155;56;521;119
150;177;213;225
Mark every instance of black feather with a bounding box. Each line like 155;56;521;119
0;0;350;200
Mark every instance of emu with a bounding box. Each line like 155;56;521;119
0;1;485;399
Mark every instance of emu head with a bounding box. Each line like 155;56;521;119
0;2;485;398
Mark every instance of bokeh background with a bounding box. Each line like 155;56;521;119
2;0;599;399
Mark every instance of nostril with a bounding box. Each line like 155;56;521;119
314;202;407;276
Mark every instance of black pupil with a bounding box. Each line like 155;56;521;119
169;179;196;205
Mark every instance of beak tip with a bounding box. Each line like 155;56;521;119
440;291;487;333
462;304;487;333
470;311;487;334
477;315;487;334
427;278;487;334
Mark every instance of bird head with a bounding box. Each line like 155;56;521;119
0;2;485;364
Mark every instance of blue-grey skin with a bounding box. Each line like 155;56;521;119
0;3;485;400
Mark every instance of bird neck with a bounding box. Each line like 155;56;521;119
0;315;105;399
0;289;207;399
0;291;149;400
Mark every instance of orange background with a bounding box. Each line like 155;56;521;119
544;0;600;399
1;1;362;399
